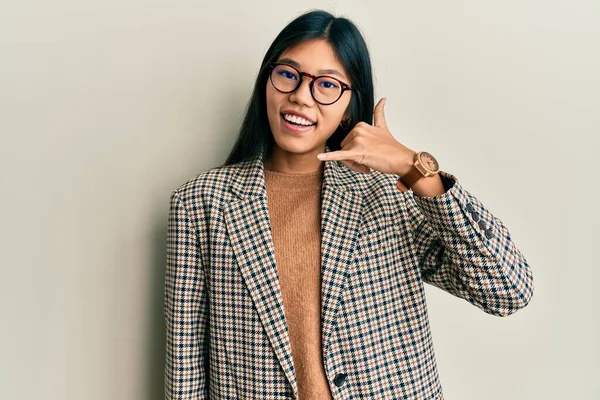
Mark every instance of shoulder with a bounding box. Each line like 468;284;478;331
170;162;243;207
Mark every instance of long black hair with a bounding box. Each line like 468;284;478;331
222;9;375;167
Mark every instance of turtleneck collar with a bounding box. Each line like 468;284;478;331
263;167;323;191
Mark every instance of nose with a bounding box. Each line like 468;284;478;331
288;76;315;107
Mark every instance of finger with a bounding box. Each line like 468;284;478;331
355;162;371;174
342;160;371;174
373;97;388;129
317;149;358;161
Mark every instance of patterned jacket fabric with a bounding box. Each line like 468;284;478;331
164;147;534;399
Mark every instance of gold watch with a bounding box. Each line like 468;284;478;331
396;151;440;191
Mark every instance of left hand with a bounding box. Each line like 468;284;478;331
317;98;415;175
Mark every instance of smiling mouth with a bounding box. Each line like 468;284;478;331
280;114;316;134
280;113;316;127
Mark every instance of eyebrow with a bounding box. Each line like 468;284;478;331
277;58;347;81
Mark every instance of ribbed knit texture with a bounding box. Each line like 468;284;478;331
264;167;333;400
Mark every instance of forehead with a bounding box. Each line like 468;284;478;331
277;39;349;81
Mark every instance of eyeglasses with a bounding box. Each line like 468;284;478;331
266;62;353;105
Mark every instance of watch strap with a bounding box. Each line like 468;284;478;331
399;164;424;188
399;152;424;188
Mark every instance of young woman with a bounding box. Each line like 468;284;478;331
165;9;534;400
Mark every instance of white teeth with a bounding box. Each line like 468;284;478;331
283;113;314;126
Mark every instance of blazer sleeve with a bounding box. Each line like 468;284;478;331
404;171;534;317
164;190;209;398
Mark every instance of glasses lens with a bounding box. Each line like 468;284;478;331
271;64;299;92
313;77;342;104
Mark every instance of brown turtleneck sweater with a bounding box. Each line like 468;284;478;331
263;167;333;400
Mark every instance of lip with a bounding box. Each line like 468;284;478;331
281;114;315;134
281;109;316;124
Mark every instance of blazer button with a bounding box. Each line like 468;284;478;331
333;373;347;387
466;202;474;212
471;211;480;221
478;220;486;230
485;228;494;239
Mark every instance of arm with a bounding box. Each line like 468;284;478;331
165;190;209;398
404;171;534;317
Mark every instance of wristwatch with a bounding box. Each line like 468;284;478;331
396;151;440;191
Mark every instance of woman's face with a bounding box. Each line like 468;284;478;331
265;39;352;156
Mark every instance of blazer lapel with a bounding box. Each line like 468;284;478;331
224;153;299;394
318;147;366;360
223;146;366;396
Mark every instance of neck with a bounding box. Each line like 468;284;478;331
264;145;325;174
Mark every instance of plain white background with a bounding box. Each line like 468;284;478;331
1;1;598;399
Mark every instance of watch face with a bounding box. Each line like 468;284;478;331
419;152;439;173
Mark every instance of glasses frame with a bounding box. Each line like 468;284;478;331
266;62;353;105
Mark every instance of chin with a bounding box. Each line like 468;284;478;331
272;134;322;155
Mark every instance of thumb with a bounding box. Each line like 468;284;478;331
373;97;388;129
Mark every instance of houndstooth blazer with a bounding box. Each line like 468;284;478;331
164;146;534;400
